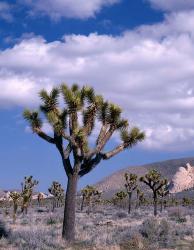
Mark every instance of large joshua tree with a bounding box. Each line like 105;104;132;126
23;84;145;242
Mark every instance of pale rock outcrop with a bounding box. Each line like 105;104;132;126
170;163;194;193
32;192;48;200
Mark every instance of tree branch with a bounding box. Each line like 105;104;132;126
96;123;109;146
34;128;55;144
79;153;103;177
61;132;77;147
64;143;72;159
86;125;115;159
102;143;126;160
54;134;73;176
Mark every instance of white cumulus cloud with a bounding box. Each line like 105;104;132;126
0;2;13;22
20;0;120;20
147;0;194;12
1;11;194;150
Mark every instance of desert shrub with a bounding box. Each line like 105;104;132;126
139;217;174;247
140;217;160;242
46;217;58;225
159;219;172;247
20;218;29;226
168;207;187;218
131;209;145;219
174;224;193;238
110;225;140;246
0;237;10;248
71;241;92;250
114;211;128;219
168;207;188;225
120;234;150;250
9;229;64;250
176;217;187;223
0;221;10;239
36;208;49;213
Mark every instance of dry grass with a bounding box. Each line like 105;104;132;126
0;204;194;249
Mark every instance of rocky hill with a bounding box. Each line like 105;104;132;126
170;163;194;193
95;157;194;197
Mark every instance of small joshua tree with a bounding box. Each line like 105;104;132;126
48;181;64;211
21;176;38;214
157;183;169;212
93;189;102;207
113;191;127;207
80;185;102;213
138;191;146;207
80;185;92;212
140;169;168;216
135;188;146;209
182;197;192;207
9;191;21;223
37;193;44;207
23;84;145;241
135;188;140;209
124;173;138;214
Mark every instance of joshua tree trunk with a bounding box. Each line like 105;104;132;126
62;174;78;242
160;198;163;213
153;193;157;216
135;193;139;209
52;198;56;212
80;196;85;211
13;203;17;223
21;204;28;215
164;200;167;209
87;197;92;215
128;193;132;214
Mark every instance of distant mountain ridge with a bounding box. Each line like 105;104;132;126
95;157;194;196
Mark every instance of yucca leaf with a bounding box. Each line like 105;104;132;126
71;84;79;93
23;109;42;131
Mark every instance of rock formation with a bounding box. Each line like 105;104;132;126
170;163;194;193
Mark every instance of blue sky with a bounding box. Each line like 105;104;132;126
1;0;194;192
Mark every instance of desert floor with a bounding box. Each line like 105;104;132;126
0;204;194;250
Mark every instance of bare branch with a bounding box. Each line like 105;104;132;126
61;132;77;147
79;153;103;177
96;123;109;146
55;135;73;176
102;143;126;160
64;143;72;159
86;125;115;159
34;128;55;144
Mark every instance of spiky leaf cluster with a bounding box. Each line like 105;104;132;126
157;183;169;198
139;192;146;205
81;185;102;205
121;127;145;148
140;169;168;192
23;83;145;178
81;185;98;198
21;176;39;203
124;172;138;194
10;191;21;203
114;191;127;200
40;88;59;113
48;181;64;202
23;110;42;132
